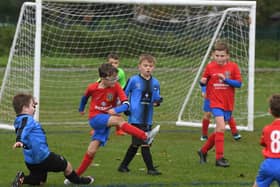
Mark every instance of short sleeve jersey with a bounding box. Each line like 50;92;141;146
84;82;128;118
202;61;242;111
260;120;280;158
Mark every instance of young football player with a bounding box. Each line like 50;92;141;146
253;94;280;187
11;93;94;187
197;41;242;167
64;63;160;184
118;54;163;175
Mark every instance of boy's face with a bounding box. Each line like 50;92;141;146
102;72;118;88
138;60;154;78
23;99;37;115
108;58;119;68
212;50;229;65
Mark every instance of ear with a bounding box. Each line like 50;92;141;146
268;108;272;114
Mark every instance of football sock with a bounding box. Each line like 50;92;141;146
202;119;210;136
228;117;238;135
120;123;147;140
215;132;224;160
66;171;84;184
22;175;40;185
119;144;138;168
201;132;215;153
76;152;94;176
141;146;154;170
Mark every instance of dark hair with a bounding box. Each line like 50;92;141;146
139;54;156;64
269;94;280;118
213;41;229;54
13;93;34;115
98;63;118;78
107;53;119;61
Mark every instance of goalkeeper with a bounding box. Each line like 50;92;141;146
11;93;94;187
118;54;162;175
200;84;241;141
197;41;242;167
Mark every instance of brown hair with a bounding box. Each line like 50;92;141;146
13;93;34;115
213;41;229;54
269;94;280;118
139;54;156;64
107;53;119;61
98;63;118;78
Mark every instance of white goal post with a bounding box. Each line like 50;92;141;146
0;0;256;131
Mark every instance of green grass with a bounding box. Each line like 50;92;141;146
0;115;278;187
0;56;279;186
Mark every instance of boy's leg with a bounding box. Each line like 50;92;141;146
115;125;126;136
118;144;138;172
201;118;210;141
76;140;99;176
198;132;215;164
141;146;162;175
214;115;229;167
65;171;94;185
228;117;242;140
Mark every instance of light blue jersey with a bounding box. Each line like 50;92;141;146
124;74;161;126
14;114;50;164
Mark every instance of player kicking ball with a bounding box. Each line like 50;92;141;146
64;63;160;184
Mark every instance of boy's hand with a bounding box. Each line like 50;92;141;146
217;73;225;81
79;111;85;115
13;142;23;149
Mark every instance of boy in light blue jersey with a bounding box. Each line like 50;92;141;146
118;54;163;175
11;93;94;187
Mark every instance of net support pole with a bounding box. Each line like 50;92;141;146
247;4;256;131
34;0;42;121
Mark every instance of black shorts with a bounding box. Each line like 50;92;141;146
132;124;151;146
25;152;68;183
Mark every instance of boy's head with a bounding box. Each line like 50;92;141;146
13;93;37;115
107;53;120;68
99;63;118;87
212;41;230;65
138;54;156;78
269;94;280;118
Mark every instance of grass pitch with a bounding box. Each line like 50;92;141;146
0;115;278;187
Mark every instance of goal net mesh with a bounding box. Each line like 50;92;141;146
0;1;254;129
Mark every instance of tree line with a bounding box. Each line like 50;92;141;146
0;0;279;26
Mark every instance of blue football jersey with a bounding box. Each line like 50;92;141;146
124;74;161;126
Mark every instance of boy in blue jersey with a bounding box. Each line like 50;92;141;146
118;54;163;175
11;93;94;187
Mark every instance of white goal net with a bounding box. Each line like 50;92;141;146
0;0;256;131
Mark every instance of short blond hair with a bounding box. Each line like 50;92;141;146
139;54;156;64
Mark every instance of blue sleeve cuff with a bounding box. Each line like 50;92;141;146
114;102;129;114
224;79;242;88
201;85;206;93
79;95;89;112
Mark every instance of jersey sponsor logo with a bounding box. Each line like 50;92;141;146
106;93;113;102
213;83;229;89
95;105;112;111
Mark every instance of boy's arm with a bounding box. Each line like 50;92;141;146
79;95;89;114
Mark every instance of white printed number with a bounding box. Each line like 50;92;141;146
271;130;280;153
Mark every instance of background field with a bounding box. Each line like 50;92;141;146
0;61;279;186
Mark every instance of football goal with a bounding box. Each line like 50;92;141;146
0;0;256;131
